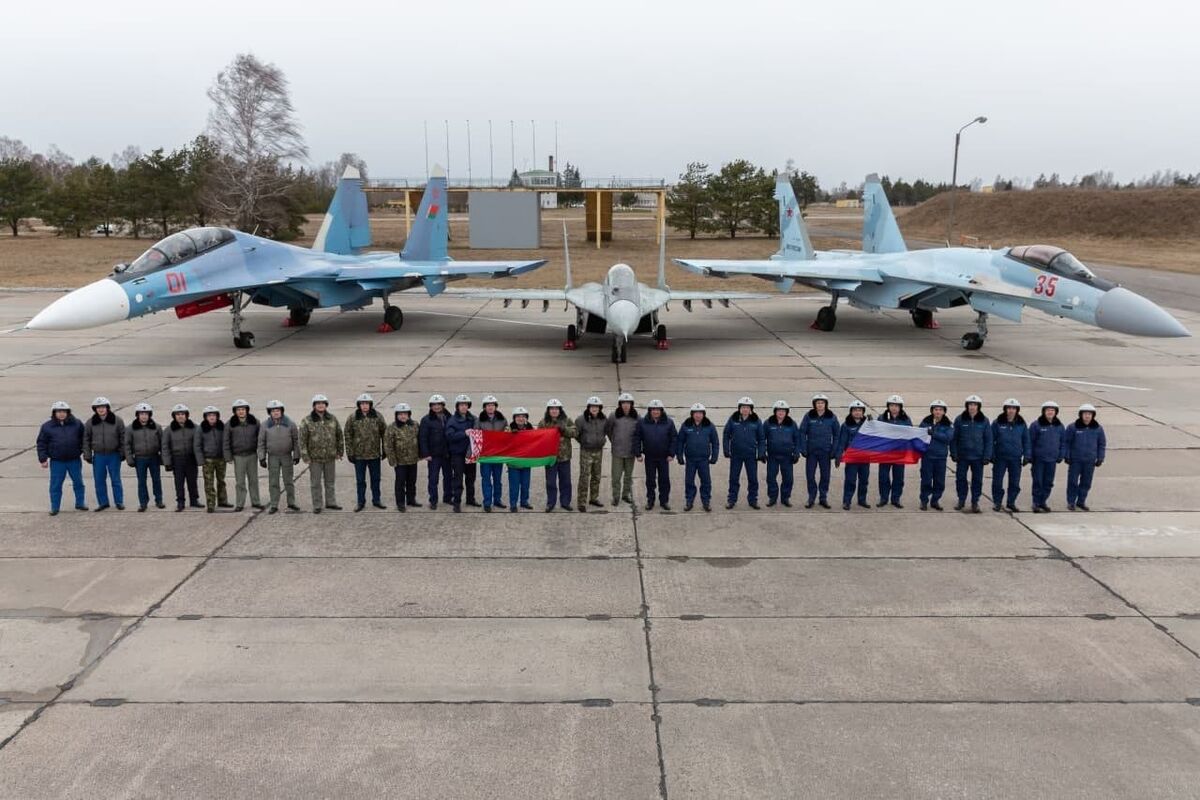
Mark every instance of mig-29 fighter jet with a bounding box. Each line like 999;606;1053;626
675;174;1190;349
27;166;546;347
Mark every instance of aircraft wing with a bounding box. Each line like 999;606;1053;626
437;285;609;318
335;260;547;283
674;258;884;286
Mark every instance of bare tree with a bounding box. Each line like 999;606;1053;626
111;145;143;170
0;136;31;161
205;53;307;231
332;152;368;181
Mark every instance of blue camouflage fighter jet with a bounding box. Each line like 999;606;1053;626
675;174;1190;349
27;166;546;347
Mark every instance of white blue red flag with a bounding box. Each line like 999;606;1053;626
841;420;930;465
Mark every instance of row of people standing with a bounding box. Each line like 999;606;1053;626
35;393;1108;515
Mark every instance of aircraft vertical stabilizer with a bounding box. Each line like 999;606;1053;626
862;174;907;254
776;175;815;261
401;165;450;262
312;166;372;255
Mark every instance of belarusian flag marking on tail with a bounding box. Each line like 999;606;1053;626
468;428;559;468
427;204;440;220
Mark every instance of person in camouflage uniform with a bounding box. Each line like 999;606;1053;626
384;402;421;512
344;393;387;511
194;406;231;512
538;399;577;512
574;396;607;512
300;393;344;513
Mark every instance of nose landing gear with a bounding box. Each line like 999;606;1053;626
231;292;254;349
610;337;627;363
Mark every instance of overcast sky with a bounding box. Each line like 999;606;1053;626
4;0;1197;188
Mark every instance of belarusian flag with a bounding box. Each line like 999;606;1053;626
467;428;559;468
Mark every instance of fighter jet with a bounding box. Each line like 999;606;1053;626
675;174;1190;349
26;166;546;347
453;224;764;362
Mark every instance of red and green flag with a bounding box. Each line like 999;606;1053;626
467;428;559;468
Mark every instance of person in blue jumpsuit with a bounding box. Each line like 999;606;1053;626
444;394;478;513
634;399;677;511
952;395;993;513
506;408;535;512
763;400;801;507
919;400;954;510
991;398;1032;512
877;395;911;508
724;397;766;509
799;393;839;509
834;400;871;510
36;400;87;515
676;402;720;512
1029;401;1067;513
1065;403;1106;511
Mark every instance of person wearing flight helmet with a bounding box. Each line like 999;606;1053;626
835;400;872;510
605;392;638;506
634;399;677;511
507;407;537;512
918;400;954;511
675;402;720;512
951;395;993;513
799;393;840;509
82;396;125;511
476;395;508;511
539;398;578;512
763;399;801;508
445;394;480;512
575;396;607;512
725;396;766;510
384;402;420;512
1065;403;1107;511
300;393;344;513
345;393;388;512
1029;401;1067;513
877;395;911;508
224;399;263;512
194;405;232;513
36;400;87;515
124;401;165;511
161;403;202;511
419;394;453;509
992;398;1032;512
257;399;301;514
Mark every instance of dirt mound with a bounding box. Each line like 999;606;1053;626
900;189;1200;241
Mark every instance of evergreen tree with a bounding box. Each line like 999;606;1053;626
665;162;712;239
708;159;766;239
0;157;44;236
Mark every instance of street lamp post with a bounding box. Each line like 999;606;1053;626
946;115;987;245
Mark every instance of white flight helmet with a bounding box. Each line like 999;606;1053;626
1002;398;1021;409
1041;401;1060;411
91;396;111;409
586;396;603;407
617;392;634;404
482;395;499;406
886;394;905;406
737;396;755;407
428;394;446;405
454;394;472;407
512;406;529;417
311;394;329;405
265;400;285;411
772;400;790;411
929;399;948;410
134;402;153;414
546;398;563;409
393;402;411;414
647;399;665;410
965;394;983;406
231;399;250;410
202;405;220;415
1078;403;1097;413
811;393;829;404
171;404;190;414
356;393;374;405
690;402;707;413
848;400;867;411
50;400;71;412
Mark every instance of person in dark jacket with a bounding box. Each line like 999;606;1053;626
918;400;954;510
763;400;801;507
1065;403;1107;511
799;393;840;508
877;395;911;508
539;399;577;512
724;397;766;509
161;404;202;511
835;400;871;510
676;402;720;512
604;393;638;506
36;400;87;515
124;402;164;511
574;396;606;512
194;405;231;512
445;394;479;513
477;395;508;511
344;393;387;512
991;398;1032;512
223;399;263;511
951;395;993;513
418;394;453;509
1029;401;1067;513
384;402;420;512
634;399;677;511
82;396;125;511
507;408;536;512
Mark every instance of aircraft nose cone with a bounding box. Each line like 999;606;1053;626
1095;287;1191;338
608;299;640;338
27;279;130;331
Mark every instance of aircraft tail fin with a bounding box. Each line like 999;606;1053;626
862;174;907;254
562;221;574;291
401;165;450;261
312;166;371;254
776;175;815;260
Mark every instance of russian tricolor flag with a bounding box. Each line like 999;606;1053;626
841;420;930;465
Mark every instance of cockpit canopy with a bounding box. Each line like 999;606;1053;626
1006;245;1114;289
119;227;236;277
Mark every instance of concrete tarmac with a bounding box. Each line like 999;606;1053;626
1;285;1199;799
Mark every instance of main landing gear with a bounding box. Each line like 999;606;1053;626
961;311;988;350
378;294;404;333
910;308;939;329
611;337;628;364
812;292;839;332
563;323;578;350
231;292;254;349
285;307;311;328
654;323;669;350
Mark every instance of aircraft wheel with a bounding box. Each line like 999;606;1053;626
618;342;628;363
654;323;667;343
911;309;933;329
961;333;985;350
566;324;578;343
814;306;837;332
234;332;255;349
289;308;311;326
384;306;404;330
